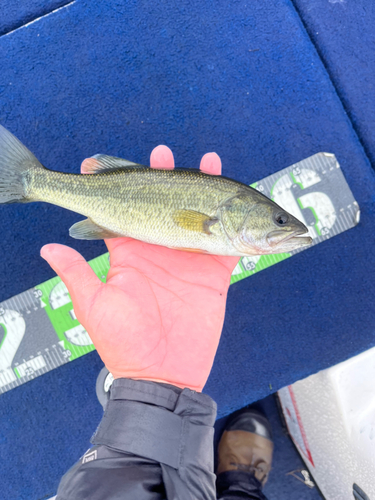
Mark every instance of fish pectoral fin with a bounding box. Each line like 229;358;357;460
173;209;219;235
69;218;123;240
83;154;147;174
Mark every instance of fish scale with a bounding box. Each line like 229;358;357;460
0;152;359;394
30;168;237;250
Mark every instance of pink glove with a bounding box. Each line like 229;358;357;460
41;147;239;392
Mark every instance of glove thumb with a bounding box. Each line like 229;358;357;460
40;243;102;322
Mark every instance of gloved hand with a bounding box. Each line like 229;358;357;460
41;146;239;392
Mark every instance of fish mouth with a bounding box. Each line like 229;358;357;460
267;229;313;250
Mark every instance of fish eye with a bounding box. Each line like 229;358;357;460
274;212;289;225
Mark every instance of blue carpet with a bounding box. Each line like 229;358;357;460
0;1;374;498
292;0;375;167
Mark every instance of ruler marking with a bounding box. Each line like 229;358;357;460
14;296;23;315
20;294;28;311
26;291;35;310
16;295;24;314
338;212;345;234
340;210;348;234
49;348;58;366
346;210;352;230
317;153;328;172
51;349;62;367
14;296;22;314
24;294;32;312
23;293;31;312
5;298;12;312
311;155;319;173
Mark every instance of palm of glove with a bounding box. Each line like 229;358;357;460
41;147;239;392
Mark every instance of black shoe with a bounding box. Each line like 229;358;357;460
216;408;273;486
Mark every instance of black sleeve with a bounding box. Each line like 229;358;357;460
56;378;218;500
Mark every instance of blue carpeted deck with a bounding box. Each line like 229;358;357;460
293;0;375;167
0;1;374;498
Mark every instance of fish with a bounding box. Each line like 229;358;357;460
0;125;312;256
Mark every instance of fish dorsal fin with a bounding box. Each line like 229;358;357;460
69;218;123;240
83;154;147;173
173;209;219;235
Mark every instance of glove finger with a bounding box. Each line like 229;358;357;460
80;157;98;174
150;145;175;170
200;152;222;175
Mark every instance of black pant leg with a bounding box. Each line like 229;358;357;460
56;445;166;500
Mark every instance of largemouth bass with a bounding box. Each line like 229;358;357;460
0;125;312;256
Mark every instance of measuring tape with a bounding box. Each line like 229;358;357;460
0;153;359;395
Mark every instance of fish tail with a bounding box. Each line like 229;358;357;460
0;125;45;204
